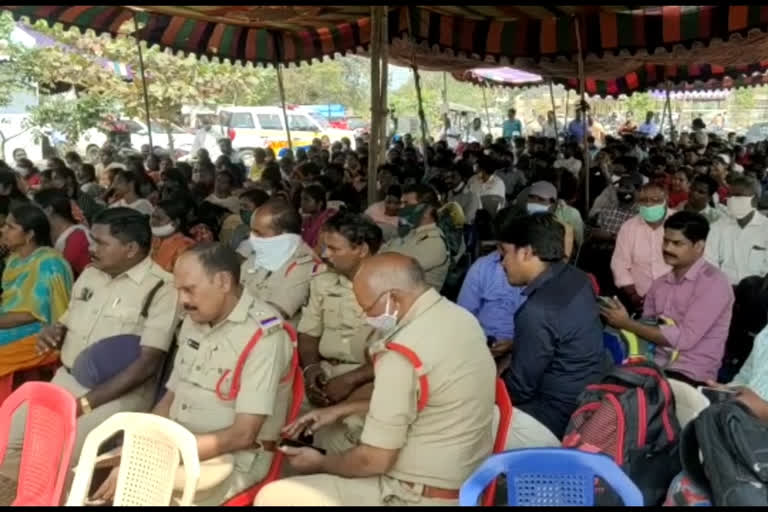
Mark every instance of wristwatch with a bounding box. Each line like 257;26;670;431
79;396;93;415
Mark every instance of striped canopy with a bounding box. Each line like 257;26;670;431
3;6;768;69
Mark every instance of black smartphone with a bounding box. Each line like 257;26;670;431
698;386;738;404
279;437;327;455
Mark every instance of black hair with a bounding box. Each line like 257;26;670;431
161;168;189;189
91;207;152;252
616;155;639;174
664;211;710;244
261;197;302;235
64;151;82;164
301;183;327;210
33;188;76;224
324;211;383;254
52;166;79;198
386;184;402;199
46;157;66;172
115;170;142;196
155;199;189;231
239;188;270;209
498;213;565;263
10;204;52;247
80;163;96;182
183;242;241;284
0;170;28;203
729;174;760;196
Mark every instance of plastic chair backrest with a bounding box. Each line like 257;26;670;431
222;323;305;506
66;412;200;506
0;382;76;506
459;448;644;506
481;378;513;506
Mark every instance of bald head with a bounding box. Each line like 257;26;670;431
353;253;428;319
250;197;302;237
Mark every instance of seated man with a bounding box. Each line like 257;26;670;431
602;211;734;388
380;184;450;291
0;208;179;484
611;183;673;313
524;181;575;260
499;213;606;446
705;175;768;286
299;213;382;452
241;197;324;322
255;254;495;506
91;243;294;505
457;207;525;361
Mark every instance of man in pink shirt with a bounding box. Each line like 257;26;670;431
610;183;672;313
602;211;734;387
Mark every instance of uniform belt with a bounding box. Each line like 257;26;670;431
255;440;278;452
400;480;460;500
324;358;355;366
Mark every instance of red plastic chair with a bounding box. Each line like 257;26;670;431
223;324;305;506
0;382;77;506
482;378;514;506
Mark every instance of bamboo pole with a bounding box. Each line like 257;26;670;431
133;13;153;150
665;87;674;140
548;79;559;137
659;86;667;136
275;63;293;153
379;7;389;154
574;16;590;210
367;6;384;207
481;86;492;141
405;7;428;176
563;89;570;135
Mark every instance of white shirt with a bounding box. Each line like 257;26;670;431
542;121;558;139
554;157;583;178
705;211;768;285
468;174;506;199
111;198;155;216
466;128;486;144
440;127;461;150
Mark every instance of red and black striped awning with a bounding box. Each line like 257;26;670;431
4;6;768;68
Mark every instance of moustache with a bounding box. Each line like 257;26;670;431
182;304;198;312
663;252;676;259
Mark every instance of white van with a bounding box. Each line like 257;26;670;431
216;106;356;155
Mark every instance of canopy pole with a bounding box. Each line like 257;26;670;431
548;79;559;138
574;16;590;211
563;89;570;138
406;7;428;177
659;85;668;136
368;6;388;207
275;63;293;153
481;86;492;142
665;84;674;140
133;13;153;150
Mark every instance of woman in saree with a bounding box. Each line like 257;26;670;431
0;204;73;378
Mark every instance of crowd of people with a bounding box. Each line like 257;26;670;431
0;107;763;505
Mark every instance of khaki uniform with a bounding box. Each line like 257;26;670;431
255;288;496;506
381;224;450;291
0;257;179;481
167;290;294;505
241;241;323;322
297;271;377;453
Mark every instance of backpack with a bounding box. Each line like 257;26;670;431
562;360;682;505
679;400;768;506
662;472;712;507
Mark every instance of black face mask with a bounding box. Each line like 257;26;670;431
618;190;635;204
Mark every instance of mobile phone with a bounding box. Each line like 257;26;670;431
279;437;327;455
597;296;615;308
698;386;738;404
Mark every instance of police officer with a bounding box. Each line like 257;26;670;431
255;253;496;506
380;184;450;291
0;208;179;484
91;243;294;505
298;212;382;452
241;197;323;322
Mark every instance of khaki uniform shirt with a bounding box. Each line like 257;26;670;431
241;241;323;321
167;290;293;476
363;288;496;490
59;257;179;399
297;272;376;379
381;224;450;292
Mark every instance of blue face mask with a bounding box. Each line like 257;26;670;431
526;202;550;215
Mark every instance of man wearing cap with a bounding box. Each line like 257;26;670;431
525;181;576;260
241;197;324;323
0;208;180;490
89;243;294;505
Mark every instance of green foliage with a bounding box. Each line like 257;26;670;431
732;89;755;111
28;93;115;144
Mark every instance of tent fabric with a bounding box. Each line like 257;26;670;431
4;6;768;68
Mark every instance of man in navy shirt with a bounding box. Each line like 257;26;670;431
499;213;608;446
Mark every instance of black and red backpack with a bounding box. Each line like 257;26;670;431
562;360;682;505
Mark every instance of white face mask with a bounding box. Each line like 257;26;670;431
727;196;754;220
249;233;301;272
526;202;550;215
151;223;175;238
365;293;399;331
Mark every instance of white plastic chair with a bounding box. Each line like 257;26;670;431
66;412;201;506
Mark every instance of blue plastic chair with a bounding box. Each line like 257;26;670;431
459;448;644;506
603;331;625;365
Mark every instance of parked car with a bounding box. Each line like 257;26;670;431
77;119;196;159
